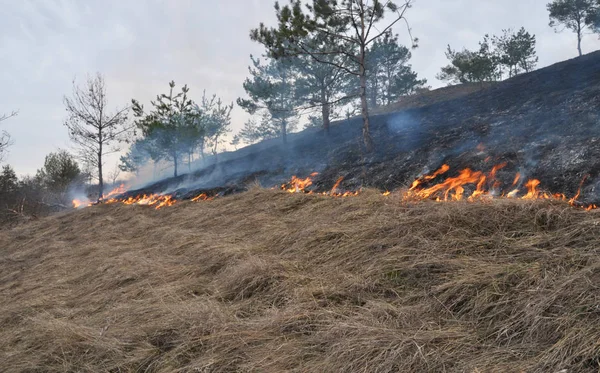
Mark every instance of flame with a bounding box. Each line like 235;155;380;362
522;179;541;199
72;199;88;209
114;194;177;210
71;167;598;212
330;176;344;194
72;183;129;208
410;164;450;190
191;193;211;202
403;164;597;211
406;168;485;201
101;184;127;200
281;172;318;193
512;172;521;186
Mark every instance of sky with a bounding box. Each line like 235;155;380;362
1;0;599;176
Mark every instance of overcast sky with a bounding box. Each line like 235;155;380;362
1;0;599;176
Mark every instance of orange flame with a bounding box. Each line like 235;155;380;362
71;167;598;212
410;164;450;190
191;193;211;202
101;184;127;200
330;176;344;194
403;164;597;211
72;183;128;208
522;179;540;199
72;199;89;209
512;172;521;186
281;172;318;193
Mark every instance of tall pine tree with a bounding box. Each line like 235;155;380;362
251;0;416;152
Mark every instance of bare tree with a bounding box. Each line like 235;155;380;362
107;164;122;186
0;111;17;162
63;73;130;201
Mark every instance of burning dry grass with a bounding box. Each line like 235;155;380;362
2;188;600;372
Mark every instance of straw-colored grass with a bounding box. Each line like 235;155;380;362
1;188;600;372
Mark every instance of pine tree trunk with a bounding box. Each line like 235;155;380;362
370;75;378;107
173;153;178;177
213;134;220;164
199;140;205;160
281;120;287;145
360;58;374;153
577;21;582;57
321;86;330;135
358;8;373;153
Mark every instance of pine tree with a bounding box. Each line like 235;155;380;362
437;36;500;85
194;92;233;160
250;0;416;152
547;0;600;56
365;30;426;107
493;28;538;77
36;150;82;193
132;81;203;177
237;55;298;145
232;113;283;145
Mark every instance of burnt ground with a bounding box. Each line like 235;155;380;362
122;51;600;204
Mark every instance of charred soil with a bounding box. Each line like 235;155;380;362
2;189;600;372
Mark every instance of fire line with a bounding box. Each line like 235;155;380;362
72;166;598;211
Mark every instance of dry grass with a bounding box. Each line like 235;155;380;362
1;188;600;372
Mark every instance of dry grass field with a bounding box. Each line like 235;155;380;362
2;188;600;372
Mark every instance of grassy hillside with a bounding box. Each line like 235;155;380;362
2;190;600;372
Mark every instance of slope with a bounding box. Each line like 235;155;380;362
2;189;600;372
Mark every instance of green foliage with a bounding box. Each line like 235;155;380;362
237;55;298;144
195;92;233;157
547;0;600;55
0;165;18;196
438;28;538;85
437;36;500;84
36;150;82;193
233;113;283;145
365;31;427;106
128;83;232;175
132;81;204;177
119;137;155;174
250;0;416;152
292;33;355;133
493;28;538;77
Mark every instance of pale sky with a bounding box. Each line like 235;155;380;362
1;0;599;176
